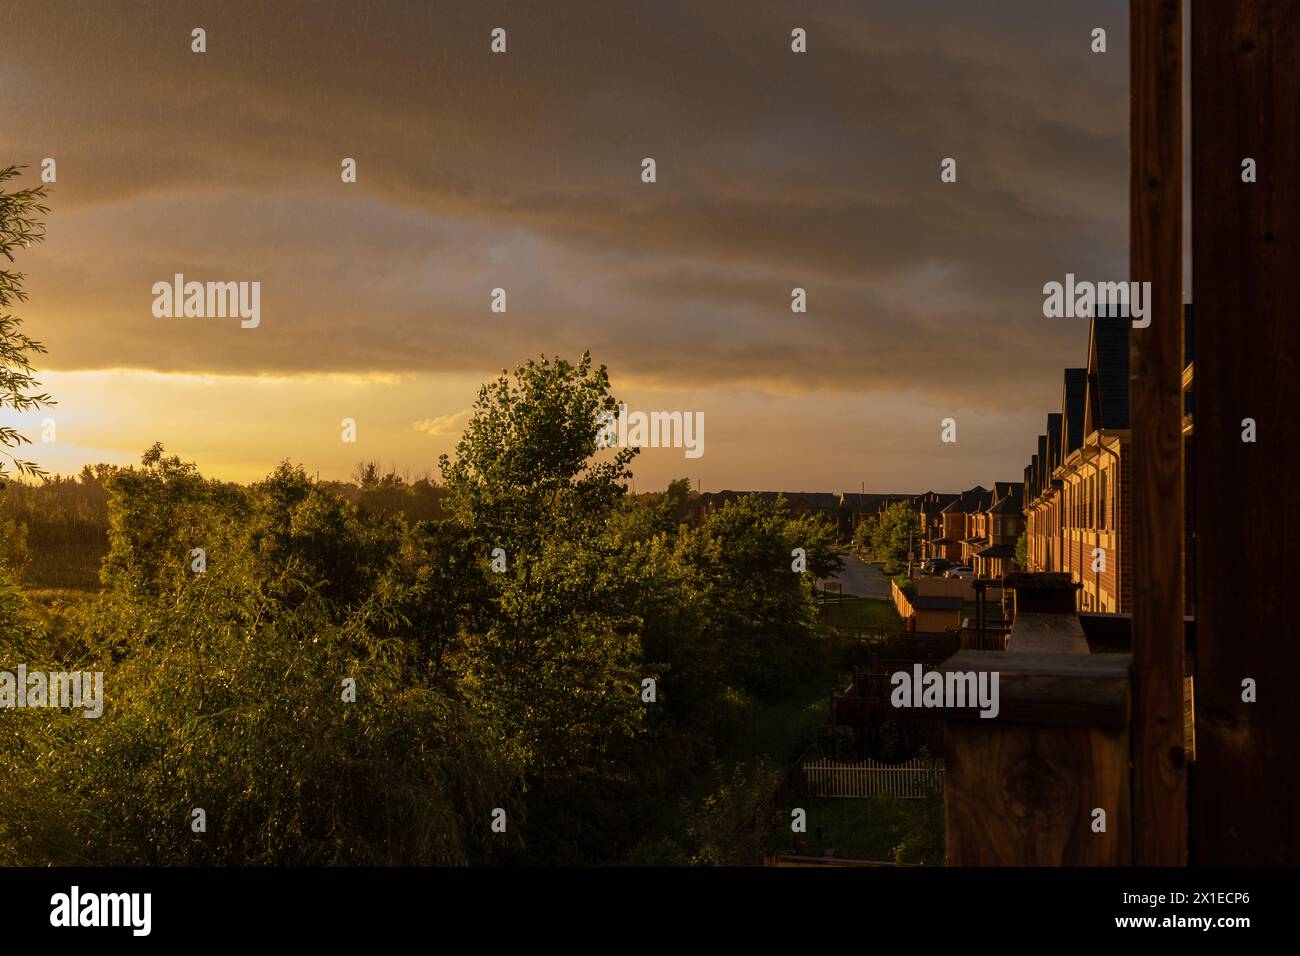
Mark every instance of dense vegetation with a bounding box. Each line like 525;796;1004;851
853;500;920;574
0;353;847;865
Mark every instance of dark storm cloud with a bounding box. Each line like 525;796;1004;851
4;0;1128;410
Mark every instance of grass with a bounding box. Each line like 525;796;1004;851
726;669;839;767
818;596;903;631
776;795;945;865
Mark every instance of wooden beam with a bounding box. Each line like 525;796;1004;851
1191;0;1300;864
1129;0;1187;866
937;650;1130;729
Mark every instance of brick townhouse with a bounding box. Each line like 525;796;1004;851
1023;315;1132;612
972;485;1025;578
925;486;991;563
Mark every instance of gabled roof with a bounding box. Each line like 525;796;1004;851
983;483;1022;512
842;492;908;508
990;493;1023;514
784;492;842;509
1046;413;1062;473
1061;368;1088;461
993;481;1022;502
1086;316;1131;431
941;485;992;515
915;491;960;513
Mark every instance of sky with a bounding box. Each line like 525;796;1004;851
2;0;1130;492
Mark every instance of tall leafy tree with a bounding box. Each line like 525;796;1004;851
0;166;53;483
869;500;921;573
438;353;646;783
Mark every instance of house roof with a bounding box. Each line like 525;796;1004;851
1045;413;1063;484
916;491;961;513
1088;316;1131;431
975;543;1017;559
705;490;839;510
1062;368;1087;459
941;485;992;514
840;492;913;511
990;494;1023;514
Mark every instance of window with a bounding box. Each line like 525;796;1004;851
1099;468;1108;530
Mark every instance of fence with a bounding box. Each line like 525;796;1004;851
890;579;914;623
803;757;944;799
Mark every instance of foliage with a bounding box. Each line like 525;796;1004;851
0;351;858;865
0;166;53;483
684;761;781;866
1014;530;1028;570
0;466;111;588
0;562;520;866
889;789;946;865
852;518;873;556
867;501;920;573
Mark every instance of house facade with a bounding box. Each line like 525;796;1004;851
924;486;993;564
972;486;1024;578
1023;315;1135;613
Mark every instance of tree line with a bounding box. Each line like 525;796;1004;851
0;354;842;865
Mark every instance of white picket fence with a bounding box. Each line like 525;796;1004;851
803;757;944;799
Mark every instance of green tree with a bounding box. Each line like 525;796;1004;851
0;559;520;866
852;517;873;556
1014;530;1028;570
100;443;248;595
438;353;646;786
0;166;53;483
870;501;920;573
668;494;841;700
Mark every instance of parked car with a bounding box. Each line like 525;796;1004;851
944;565;973;580
924;558;956;575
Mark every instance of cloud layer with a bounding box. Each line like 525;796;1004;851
2;0;1128;484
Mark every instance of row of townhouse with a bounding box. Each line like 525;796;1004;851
1021;309;1194;614
922;482;1025;578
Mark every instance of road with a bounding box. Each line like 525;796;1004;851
825;552;890;598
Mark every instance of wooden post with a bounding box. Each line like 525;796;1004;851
1129;0;1187;866
1191;0;1300;864
941;575;1131;865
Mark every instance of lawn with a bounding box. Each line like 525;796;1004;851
818;596;903;632
774;795;945;865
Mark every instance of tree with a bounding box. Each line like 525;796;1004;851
1014;530;1028;570
869;501;920;573
0;166;53;483
438;353;646;784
